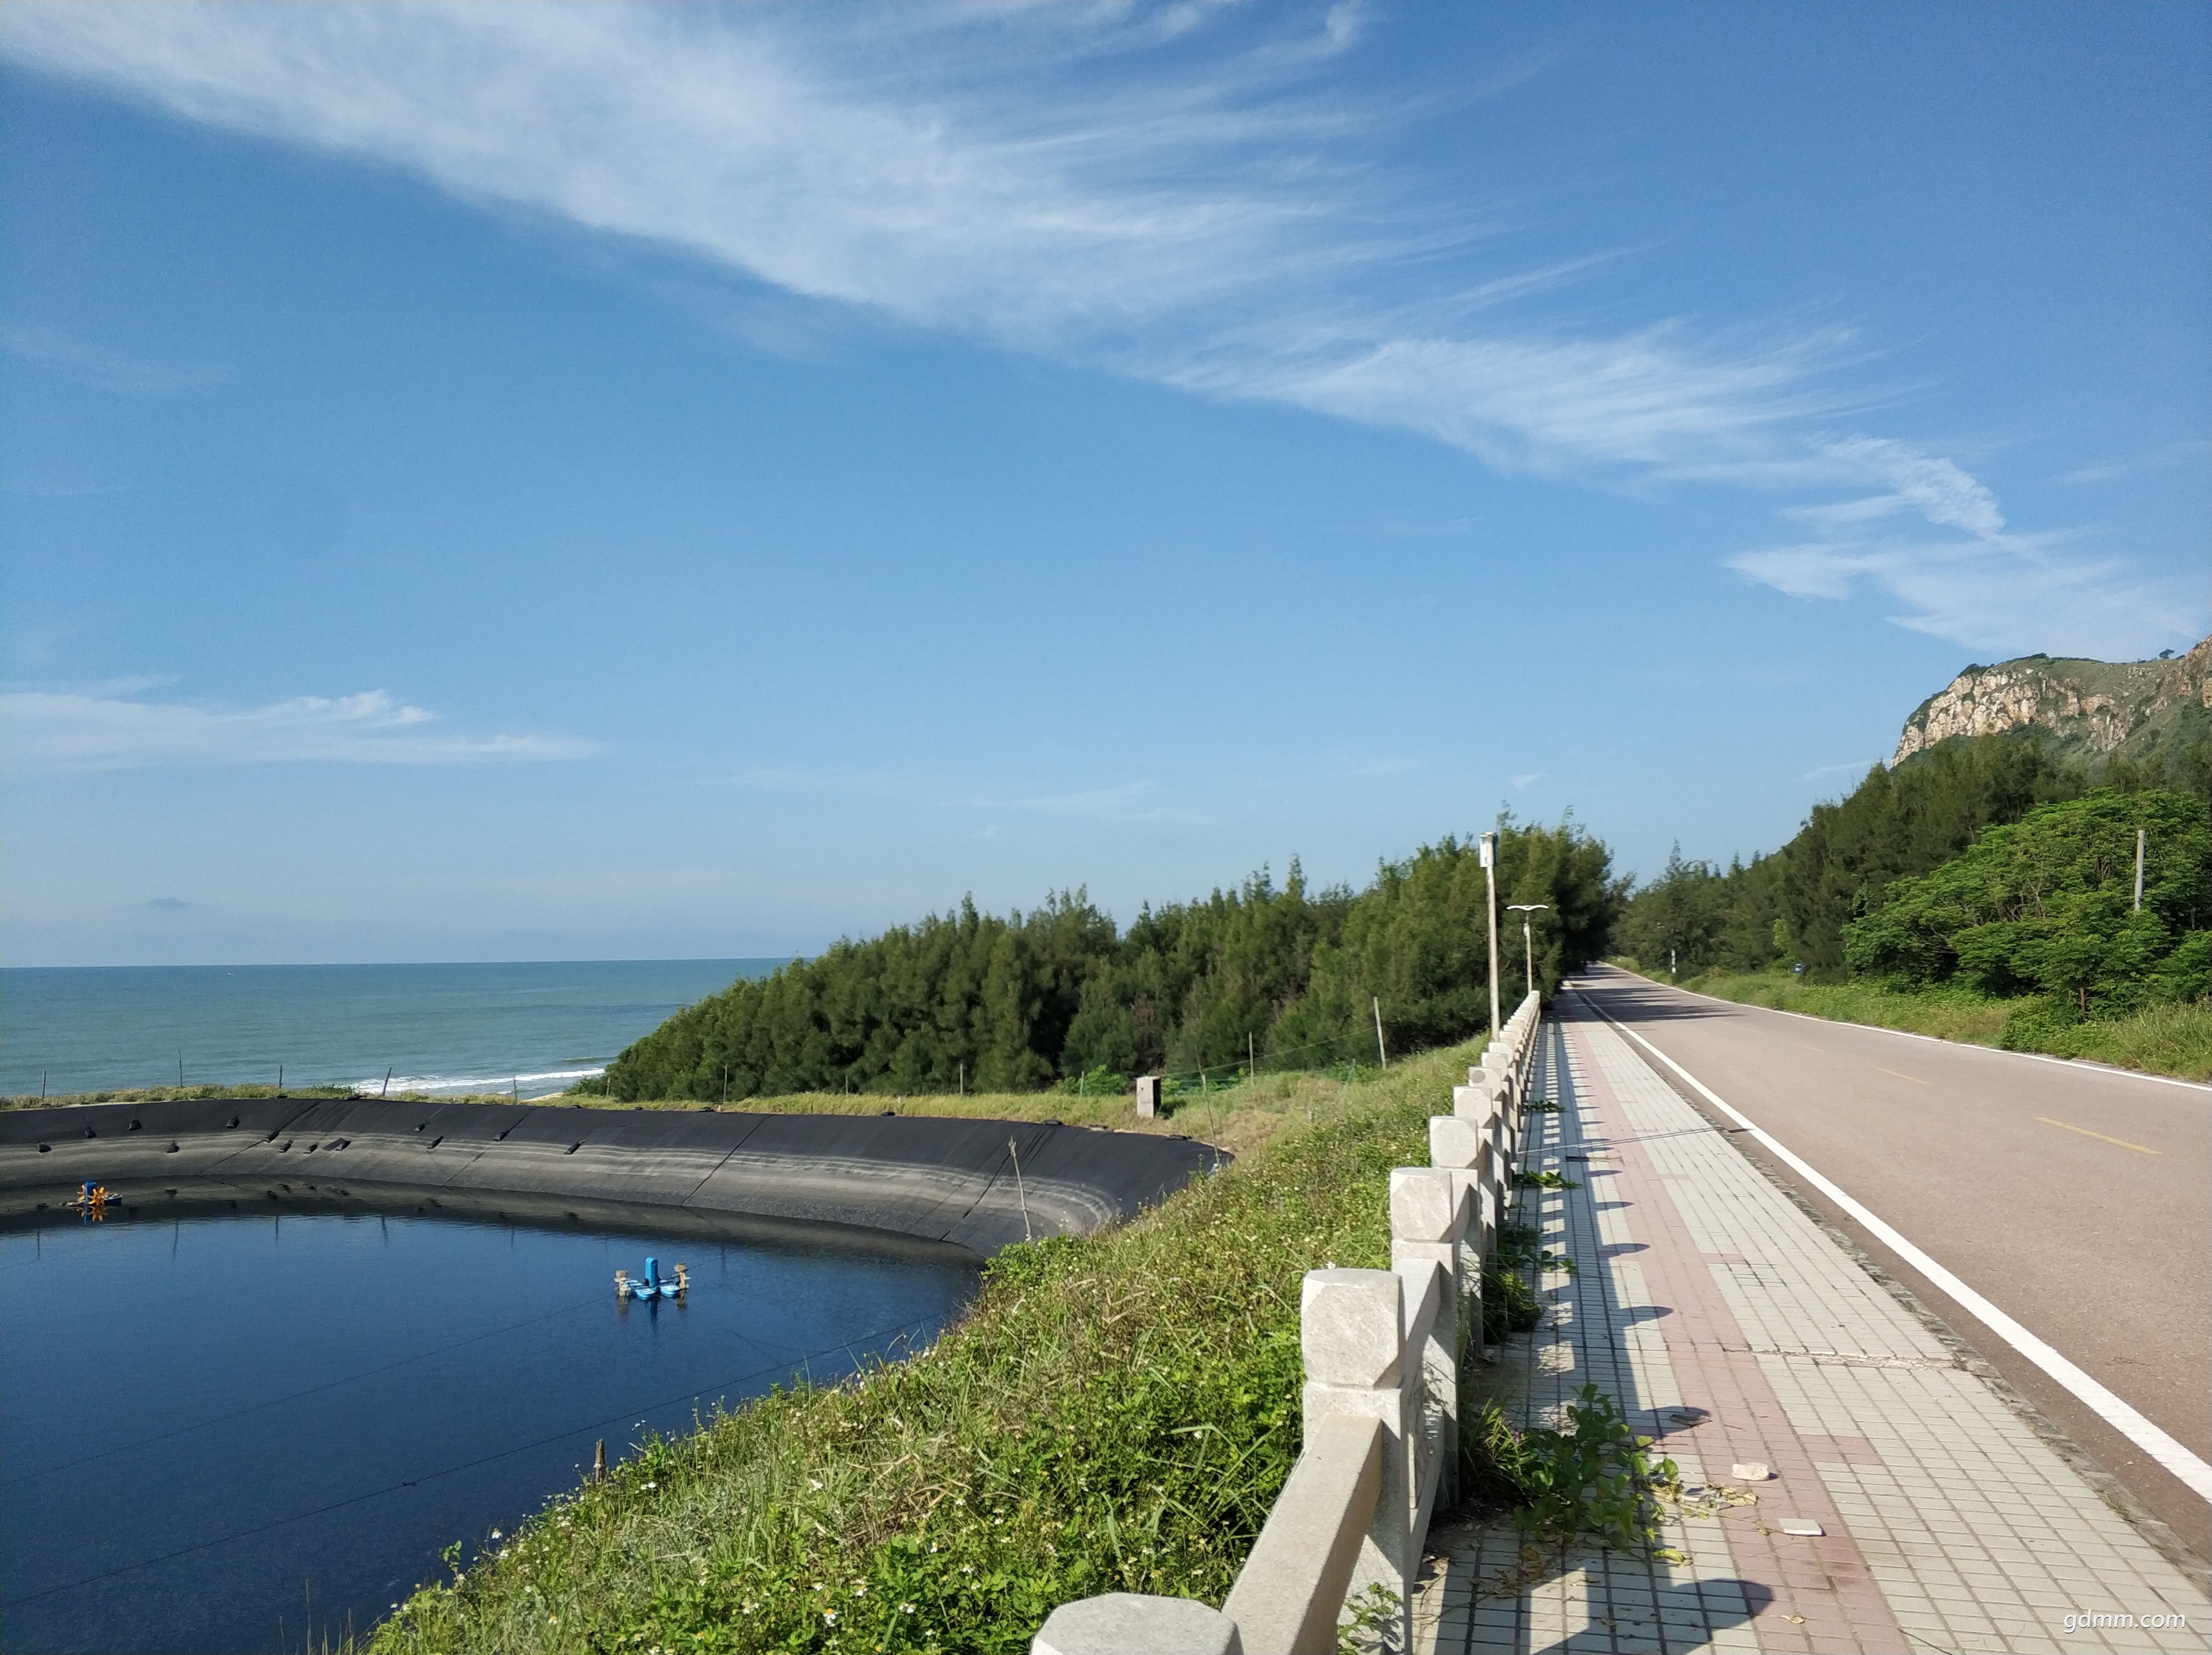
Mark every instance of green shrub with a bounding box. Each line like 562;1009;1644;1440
1053;1066;1128;1098
1466;1387;1677;1550
1843;790;2209;1014
1481;1263;1544;1339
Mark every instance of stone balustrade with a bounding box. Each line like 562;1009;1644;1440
1031;992;1544;1655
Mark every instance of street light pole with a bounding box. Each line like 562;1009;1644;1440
1480;832;1500;1036
1507;903;1551;999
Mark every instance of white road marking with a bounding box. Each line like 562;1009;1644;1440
1576;989;2212;1506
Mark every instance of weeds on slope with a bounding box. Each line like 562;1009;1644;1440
1;1083;360;1111
543;1067;1380;1161
370;1041;1482;1655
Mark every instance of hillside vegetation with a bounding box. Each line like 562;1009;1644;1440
1618;724;2210;1078
1618;733;2206;978
599;820;1620;1103
1844;789;2208;1012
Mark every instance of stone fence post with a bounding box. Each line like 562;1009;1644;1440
1033;1595;1241;1654
1425;1114;1489;1341
1390;1167;1469;1510
1299;1267;1411;1653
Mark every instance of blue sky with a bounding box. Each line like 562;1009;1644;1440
3;2;2206;967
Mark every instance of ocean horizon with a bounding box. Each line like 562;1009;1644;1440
0;958;791;1100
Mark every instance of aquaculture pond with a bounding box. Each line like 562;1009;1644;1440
0;1196;978;1653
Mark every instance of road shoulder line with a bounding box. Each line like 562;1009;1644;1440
1582;989;2212;1504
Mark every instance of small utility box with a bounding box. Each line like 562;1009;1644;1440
1134;1075;1164;1118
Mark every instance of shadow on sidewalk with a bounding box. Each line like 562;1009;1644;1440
1416;1520;1770;1654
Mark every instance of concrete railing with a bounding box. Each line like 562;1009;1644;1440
1032;993;1544;1655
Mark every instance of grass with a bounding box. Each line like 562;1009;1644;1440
364;1040;1485;1655
1623;966;2212;1082
1;1082;361;1111
544;1069;1369;1163
5;1072;1362;1161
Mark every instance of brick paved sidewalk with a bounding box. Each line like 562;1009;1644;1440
1415;995;2208;1655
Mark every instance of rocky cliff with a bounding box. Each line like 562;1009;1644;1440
1891;636;2211;768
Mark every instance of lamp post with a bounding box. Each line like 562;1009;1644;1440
1480;833;1500;1035
1506;903;1550;998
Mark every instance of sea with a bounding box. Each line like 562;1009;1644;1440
0;959;789;1101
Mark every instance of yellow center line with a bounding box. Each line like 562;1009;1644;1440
2035;1117;2160;1156
1877;1068;1927;1085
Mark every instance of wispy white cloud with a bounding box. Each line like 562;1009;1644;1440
986;781;1169;818
0;1;1842;477
1812;436;2004;536
2057;438;2212;486
5;688;599;770
1726;534;2194;658
738;765;1206;823
1181;323;1860;473
1;322;230;395
2;3;1330;345
2;2;2187;654
1800;759;1882;781
736;764;918;798
1327;751;1420;778
1719;426;2196;654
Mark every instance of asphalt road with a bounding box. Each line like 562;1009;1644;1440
1568;965;2212;1565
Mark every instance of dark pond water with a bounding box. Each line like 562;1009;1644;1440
0;1200;977;1652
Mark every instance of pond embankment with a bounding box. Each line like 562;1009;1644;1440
0;1095;1224;1256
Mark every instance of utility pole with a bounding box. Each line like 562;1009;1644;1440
1507;903;1551;999
2134;829;2146;912
1480;832;1500;1036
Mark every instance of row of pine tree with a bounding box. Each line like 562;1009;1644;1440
599;820;1621;1102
